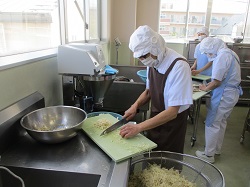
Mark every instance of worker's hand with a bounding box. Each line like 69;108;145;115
191;70;200;76
123;105;137;121
199;84;206;91
120;123;140;138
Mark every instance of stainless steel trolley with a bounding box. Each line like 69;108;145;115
191;77;211;147
240;107;250;143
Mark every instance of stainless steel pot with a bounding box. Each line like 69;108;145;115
20;106;87;144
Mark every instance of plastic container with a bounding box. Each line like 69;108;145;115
136;70;147;83
87;111;122;120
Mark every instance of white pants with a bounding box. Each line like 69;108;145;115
205;89;239;156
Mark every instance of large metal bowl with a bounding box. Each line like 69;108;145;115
20;106;87;144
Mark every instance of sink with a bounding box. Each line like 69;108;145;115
0;165;100;187
0;131;115;187
0;91;130;187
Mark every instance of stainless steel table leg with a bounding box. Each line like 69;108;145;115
240;107;250;144
191;98;202;147
189;105;195;124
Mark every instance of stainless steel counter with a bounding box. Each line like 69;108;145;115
0;131;130;187
0;92;130;187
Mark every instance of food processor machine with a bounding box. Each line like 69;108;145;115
57;43;118;113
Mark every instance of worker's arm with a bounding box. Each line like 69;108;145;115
199;79;221;92
192;61;212;76
190;60;197;71
123;89;151;121
120;106;180;138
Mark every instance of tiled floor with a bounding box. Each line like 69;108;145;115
184;104;250;187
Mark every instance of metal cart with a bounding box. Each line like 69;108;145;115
190;76;211;147
241;76;250;143
240;106;250;143
191;90;210;146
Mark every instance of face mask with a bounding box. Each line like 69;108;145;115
198;35;206;41
141;56;160;68
206;53;217;61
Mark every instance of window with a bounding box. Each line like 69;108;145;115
0;0;60;56
159;0;250;43
159;0;208;40
64;0;100;43
210;0;248;42
88;0;99;40
160;13;167;19
64;0;85;42
0;0;101;57
159;25;166;31
160;0;188;40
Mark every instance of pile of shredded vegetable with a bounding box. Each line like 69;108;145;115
36;125;50;131
93;118;112;130
128;164;196;187
36;125;66;131
84;114;155;153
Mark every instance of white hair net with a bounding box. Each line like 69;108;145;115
197;26;209;36
199;37;227;55
129;25;167;63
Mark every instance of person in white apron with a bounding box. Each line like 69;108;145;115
119;25;193;154
195;37;243;163
191;26;212;76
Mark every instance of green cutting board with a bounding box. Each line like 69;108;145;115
192;90;210;101
192;74;211;81
82;114;157;163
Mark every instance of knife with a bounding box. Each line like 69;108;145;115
100;118;128;136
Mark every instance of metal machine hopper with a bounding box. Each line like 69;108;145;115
57;43;118;112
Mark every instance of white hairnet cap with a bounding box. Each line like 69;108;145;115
197;26;209;36
129;25;166;62
200;37;226;55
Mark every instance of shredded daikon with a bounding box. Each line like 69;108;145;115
128;164;196;187
87;115;154;152
93;118;112;130
36;125;65;131
37;126;50;131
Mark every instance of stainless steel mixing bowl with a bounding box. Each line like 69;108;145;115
20;106;87;144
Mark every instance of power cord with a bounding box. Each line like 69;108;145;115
0;166;25;187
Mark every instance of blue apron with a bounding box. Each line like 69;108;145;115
196;45;212;76
205;52;243;127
